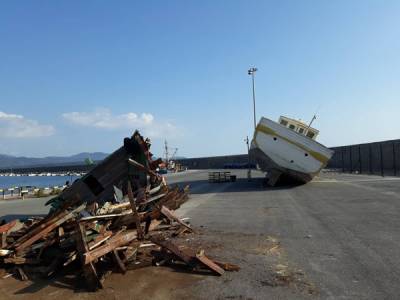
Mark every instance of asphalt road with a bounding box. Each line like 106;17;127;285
1;170;400;299
169;170;400;299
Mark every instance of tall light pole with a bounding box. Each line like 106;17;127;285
248;67;258;130
245;136;251;181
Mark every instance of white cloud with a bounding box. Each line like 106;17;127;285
0;111;55;138
62;108;179;138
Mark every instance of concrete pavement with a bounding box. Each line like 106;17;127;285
170;170;400;299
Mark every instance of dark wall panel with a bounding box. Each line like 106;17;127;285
328;139;400;176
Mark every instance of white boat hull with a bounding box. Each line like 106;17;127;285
250;117;334;185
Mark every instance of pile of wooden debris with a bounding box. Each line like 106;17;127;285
0;131;238;291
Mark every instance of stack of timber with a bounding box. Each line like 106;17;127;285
0;131;238;291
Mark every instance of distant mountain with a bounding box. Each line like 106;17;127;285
0;152;109;169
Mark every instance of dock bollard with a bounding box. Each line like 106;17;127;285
247;169;252;181
21;189;28;200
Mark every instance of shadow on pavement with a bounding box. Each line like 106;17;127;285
13;263;83;295
171;177;301;195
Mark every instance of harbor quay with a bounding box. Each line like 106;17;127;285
1;169;400;299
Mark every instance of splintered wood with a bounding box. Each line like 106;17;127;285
0;130;239;291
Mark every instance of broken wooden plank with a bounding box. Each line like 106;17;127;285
16;267;28;281
88;231;113;250
140;188;180;221
86;221;108;234
14;203;86;254
1;232;6;248
75;222;103;291
125;246;138;262
112;249;126;274
149;183;162;195
150;237;195;266
139;193;166;207
0;249;12;256
63;251;77;267
109;211;142;229
147;240;226;276
12;196;80;249
58;226;64;237
127;181;144;240
0;220;17;234
196;250;225;275
83;230;138;265
173;226;191;237
213;260;240;272
160;206;193;232
4;257;40;265
79;211;134;221
147;219;162;232
128;158;160;179
139;243;156;248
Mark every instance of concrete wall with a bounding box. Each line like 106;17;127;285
327;139;400;176
176;154;256;169
177;139;400;177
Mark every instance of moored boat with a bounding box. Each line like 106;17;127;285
250;116;334;185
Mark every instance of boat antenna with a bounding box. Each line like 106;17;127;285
306;105;321;131
307;114;317;129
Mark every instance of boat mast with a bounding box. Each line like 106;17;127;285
164;140;169;168
306;114;317;132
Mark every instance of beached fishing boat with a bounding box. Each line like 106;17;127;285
250;116;334;185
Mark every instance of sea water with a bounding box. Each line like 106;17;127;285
0;175;82;190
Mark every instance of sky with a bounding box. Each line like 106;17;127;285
0;1;399;158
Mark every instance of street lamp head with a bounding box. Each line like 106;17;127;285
247;67;258;75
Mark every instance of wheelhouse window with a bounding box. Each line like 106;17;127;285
280;120;288;126
289;124;295;130
298;128;304;134
306;131;315;139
